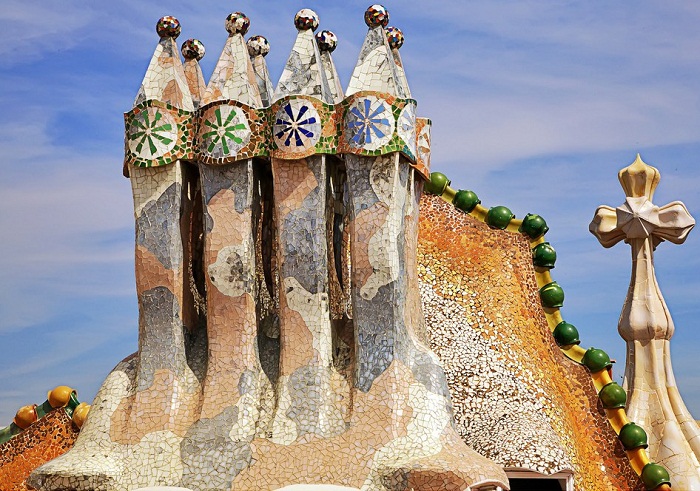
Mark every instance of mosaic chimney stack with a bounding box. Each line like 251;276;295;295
181;39;207;108
30;6;508;491
267;9;347;443
121;15;203;449
343;7;420;394
247;35;274;107
194;8;269;438
185;13;274;487
316;30;345;104
590;155;700;489
30;16;203;491
126;15;203;423
336;6;506;489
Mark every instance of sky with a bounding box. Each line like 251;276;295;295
1;1;700;424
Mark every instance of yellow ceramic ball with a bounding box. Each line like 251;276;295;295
14;405;38;429
48;385;75;408
72;403;91;429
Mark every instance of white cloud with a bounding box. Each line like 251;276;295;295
0;2;95;65
393;1;700;168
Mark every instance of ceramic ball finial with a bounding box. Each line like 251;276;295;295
247;35;271;57
364;4;389;28
385;26;404;50
294;9;319;31
181;39;206;61
156;16;181;39
226;12;251;36
315;30;338;53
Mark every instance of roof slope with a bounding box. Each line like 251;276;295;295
418;194;644;490
0;409;79;491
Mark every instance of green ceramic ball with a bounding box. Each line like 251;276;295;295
582;347;612;373
519;213;549;239
486;206;515;230
641;463;671;490
532;242;557;268
553;321;580;347
425;172;450;196
619;422;648;450
453;190;480;213
599;382;626;409
539;281;564;308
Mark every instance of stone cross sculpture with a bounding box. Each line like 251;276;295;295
590;154;700;489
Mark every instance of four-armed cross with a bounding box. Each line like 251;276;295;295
590;154;694;341
590;154;700;488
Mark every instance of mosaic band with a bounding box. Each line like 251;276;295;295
124;93;429;178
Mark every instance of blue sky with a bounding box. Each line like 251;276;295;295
1;1;700;423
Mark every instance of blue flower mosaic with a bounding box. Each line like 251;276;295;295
397;103;416;156
345;96;395;151
273;99;321;150
127;107;177;159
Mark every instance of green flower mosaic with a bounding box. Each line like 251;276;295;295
199;105;251;158
127;107;178;159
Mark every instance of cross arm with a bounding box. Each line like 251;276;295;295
655;200;695;245
589;205;626;248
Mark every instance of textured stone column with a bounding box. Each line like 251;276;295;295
197;163;267;426
340;7;508;490
127;163;200;434
344;152;452;404
267;9;346;444
270;156;345;443
113;17;205;441
345;153;412;392
192;11;270;426
94;13;201;445
179;13;273;490
176;161;270;490
30;17;202;491
591;154;700;489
